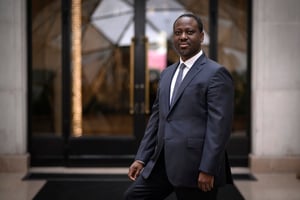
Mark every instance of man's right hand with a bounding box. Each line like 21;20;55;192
128;160;144;181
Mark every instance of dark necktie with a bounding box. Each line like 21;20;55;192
171;63;186;105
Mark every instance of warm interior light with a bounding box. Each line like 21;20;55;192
72;0;82;137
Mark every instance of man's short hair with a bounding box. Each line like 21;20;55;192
173;13;204;32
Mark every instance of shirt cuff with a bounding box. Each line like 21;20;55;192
136;160;145;165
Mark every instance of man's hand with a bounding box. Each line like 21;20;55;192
198;172;214;192
128;161;144;181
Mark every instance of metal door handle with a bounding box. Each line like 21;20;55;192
129;37;150;114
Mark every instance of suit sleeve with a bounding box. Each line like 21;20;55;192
199;67;234;175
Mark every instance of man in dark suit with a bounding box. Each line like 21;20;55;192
124;13;234;200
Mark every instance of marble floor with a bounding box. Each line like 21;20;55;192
0;167;299;200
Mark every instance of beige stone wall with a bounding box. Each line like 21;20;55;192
251;0;300;172
0;0;28;172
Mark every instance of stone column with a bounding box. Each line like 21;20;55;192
251;0;300;172
0;0;28;172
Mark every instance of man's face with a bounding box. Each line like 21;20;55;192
173;17;204;61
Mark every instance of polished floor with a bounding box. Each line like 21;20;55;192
0;167;299;200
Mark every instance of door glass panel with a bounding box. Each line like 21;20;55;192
218;0;249;136
80;0;133;136
31;0;62;136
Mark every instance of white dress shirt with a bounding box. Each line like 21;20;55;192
170;50;203;104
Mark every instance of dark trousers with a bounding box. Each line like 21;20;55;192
123;152;218;200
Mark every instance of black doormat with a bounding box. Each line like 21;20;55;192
232;173;257;181
23;173;256;181
25;174;246;200
32;181;244;200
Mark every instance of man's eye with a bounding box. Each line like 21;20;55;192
187;31;194;35
174;31;181;35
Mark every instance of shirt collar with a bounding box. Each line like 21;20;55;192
179;50;203;69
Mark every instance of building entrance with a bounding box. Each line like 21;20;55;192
28;0;251;167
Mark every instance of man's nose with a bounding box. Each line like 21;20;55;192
180;32;188;39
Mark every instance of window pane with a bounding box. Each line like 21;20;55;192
80;0;133;136
31;0;62;135
218;0;249;135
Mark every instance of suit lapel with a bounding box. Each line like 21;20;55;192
168;54;207;111
161;62;178;113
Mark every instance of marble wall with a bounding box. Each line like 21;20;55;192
0;0;28;171
251;0;300;172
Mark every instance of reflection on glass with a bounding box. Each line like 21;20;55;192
80;0;133;136
81;46;132;135
218;0;249;135
31;0;62;135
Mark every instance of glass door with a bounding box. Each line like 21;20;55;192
29;0;157;166
29;0;65;165
67;0;147;166
29;0;145;166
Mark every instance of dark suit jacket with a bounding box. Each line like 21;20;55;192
135;53;234;188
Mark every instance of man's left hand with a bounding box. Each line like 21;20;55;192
198;172;214;192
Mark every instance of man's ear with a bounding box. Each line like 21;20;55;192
200;31;205;43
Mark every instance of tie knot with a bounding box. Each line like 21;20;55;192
180;63;186;70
